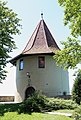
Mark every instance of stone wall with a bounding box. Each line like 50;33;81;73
0;96;14;102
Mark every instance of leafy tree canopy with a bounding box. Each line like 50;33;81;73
58;0;81;38
54;37;81;69
54;0;81;69
0;0;21;82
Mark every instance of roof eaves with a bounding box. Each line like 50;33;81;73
9;54;23;65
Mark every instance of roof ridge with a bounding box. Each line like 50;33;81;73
43;20;60;50
42;20;53;52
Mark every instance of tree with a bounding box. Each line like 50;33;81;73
54;37;81;69
72;70;81;104
54;0;81;69
58;0;81;38
0;0;21;82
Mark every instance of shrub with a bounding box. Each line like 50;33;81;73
73;105;81;120
72;69;81;104
0;92;78;115
18;91;78;113
48;98;78;110
19;91;50;113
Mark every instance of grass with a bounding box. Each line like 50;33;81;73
0;103;73;120
0;112;73;120
0;94;77;120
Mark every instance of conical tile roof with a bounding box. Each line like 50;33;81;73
22;19;60;54
10;19;60;64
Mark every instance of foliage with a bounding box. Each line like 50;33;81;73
54;37;81;69
72;70;81;105
0;92;78;115
56;109;74;114
54;0;81;69
19;91;50;113
19;92;78;113
0;103;20;116
0;0;21;82
58;0;81;38
73;105;81;120
48;98;78;110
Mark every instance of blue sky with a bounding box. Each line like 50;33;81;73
7;0;70;56
0;0;74;95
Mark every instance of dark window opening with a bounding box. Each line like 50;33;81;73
38;56;45;68
19;59;24;70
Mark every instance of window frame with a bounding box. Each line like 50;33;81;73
38;56;45;68
19;59;24;70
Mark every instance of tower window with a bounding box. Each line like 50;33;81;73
19;59;24;70
38;56;45;68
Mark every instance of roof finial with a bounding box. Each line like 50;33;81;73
41;13;43;20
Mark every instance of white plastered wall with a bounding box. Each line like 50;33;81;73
15;55;70;102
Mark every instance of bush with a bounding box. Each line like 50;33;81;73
18;91;78;113
73;105;81;120
48;98;78;110
19;91;50;113
0;92;78;115
72;69;81;104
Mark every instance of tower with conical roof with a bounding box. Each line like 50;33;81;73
10;17;70;102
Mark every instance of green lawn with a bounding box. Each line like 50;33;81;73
0;112;73;120
0;102;74;120
0;95;76;120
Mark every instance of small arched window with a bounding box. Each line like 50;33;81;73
38;56;45;68
19;59;24;70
